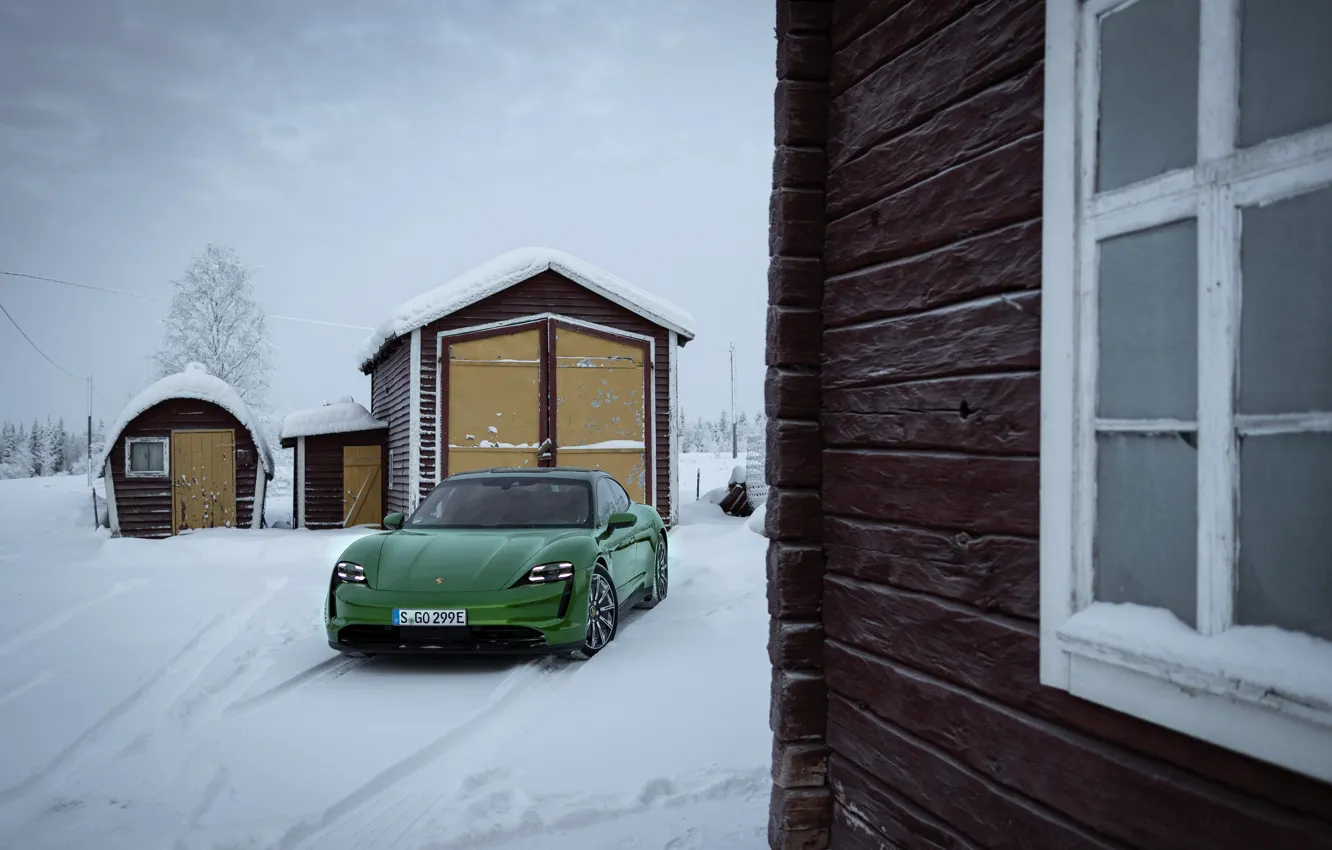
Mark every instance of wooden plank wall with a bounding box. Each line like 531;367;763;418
370;340;412;514
107;399;261;538
418;271;674;521
300;431;387;529
765;1;1332;848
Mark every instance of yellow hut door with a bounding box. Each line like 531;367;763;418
554;326;649;502
343;446;383;527
446;327;544;475
171;429;237;534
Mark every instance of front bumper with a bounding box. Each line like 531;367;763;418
326;575;586;654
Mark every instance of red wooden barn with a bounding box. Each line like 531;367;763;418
280;399;388;529
765;1;1332;848
355;247;696;525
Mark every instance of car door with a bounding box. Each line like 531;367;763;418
606;476;651;590
598;477;640;593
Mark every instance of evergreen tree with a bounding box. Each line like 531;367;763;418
10;424;33;478
0;421;15;466
29;419;44;476
49;417;67;474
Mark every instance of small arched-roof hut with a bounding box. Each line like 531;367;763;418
356;247;696;525
280;398;388;530
99;364;274;538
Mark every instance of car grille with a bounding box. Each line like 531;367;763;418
338;624;548;651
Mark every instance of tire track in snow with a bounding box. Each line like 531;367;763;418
277;657;583;850
0;577;287;809
0;578;148;660
222;653;372;718
0;669;60;709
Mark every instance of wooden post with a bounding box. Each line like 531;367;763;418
696;468;700;500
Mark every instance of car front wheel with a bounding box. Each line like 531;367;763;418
637;533;668;609
571;567;618;660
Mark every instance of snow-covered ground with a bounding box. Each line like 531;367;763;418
0;453;768;850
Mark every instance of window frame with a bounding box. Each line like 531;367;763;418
124;436;170;479
1041;0;1332;783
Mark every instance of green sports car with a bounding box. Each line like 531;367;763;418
325;467;668;659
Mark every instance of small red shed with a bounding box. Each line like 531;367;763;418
280;399;388;529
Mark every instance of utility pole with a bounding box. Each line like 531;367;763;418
730;342;737;459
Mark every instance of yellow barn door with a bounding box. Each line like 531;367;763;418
554;325;648;502
343;446;383;527
171;429;236;534
446;327;544;475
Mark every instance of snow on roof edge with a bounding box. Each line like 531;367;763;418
97;367;275;478
280;401;387;441
355;247;697;370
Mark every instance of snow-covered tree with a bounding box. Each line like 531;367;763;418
2;424;32;479
48;417;67;474
152;243;274;409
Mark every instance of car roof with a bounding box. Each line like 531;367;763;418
447;467;605;481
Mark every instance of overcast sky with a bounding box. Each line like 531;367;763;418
0;0;774;436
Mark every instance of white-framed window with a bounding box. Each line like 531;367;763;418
124;437;169;478
1041;0;1332;783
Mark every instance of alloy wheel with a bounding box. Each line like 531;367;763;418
655;538;669;599
585;571;617;651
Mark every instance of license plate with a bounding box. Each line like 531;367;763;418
394;609;467;626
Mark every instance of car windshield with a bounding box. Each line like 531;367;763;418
405;476;593;529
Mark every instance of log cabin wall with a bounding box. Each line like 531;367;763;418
370;339;413;515
766;1;1332;849
107;398;261;538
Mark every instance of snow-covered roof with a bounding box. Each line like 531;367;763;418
97;363;276;478
280;398;386;443
356;247;697;370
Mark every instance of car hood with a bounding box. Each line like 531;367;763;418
373;527;589;592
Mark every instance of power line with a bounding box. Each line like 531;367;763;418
0;298;83;380
0;269;375;331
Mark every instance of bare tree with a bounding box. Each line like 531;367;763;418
153;243;274;408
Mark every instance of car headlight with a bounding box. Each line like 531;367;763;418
334;561;367;584
517;561;575;585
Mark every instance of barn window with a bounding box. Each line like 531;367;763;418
1041;0;1332;783
125;437;169;478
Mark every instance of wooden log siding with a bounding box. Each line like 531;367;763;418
766;2;832;848
758;1;1332;848
106;398;261;538
370;339;412;515
299;432;387;529
414;271;674;522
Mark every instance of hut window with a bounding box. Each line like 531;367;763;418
1041;0;1332;783
126;437;169;477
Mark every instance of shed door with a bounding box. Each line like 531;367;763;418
554;325;648;502
447;327;544;475
343;445;383;527
171;429;236;534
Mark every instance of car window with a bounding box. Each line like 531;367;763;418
407;477;592;528
606;478;631;512
595;479;615;527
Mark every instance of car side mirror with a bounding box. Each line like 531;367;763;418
383;512;404;530
607;511;636;531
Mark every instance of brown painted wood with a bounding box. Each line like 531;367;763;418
824;292;1041;390
770;619;824;670
773;148;829;194
766;368;821;421
826;0;1043;169
830;0;976;99
769;256;825;308
829;757;981;850
775;81;829;148
771;785;834;833
766;487;823;541
824;643;1332;850
828;805;907;850
771;188;827;257
829;66;1044;221
371;340;412;514
778;1;832;39
824;449;1037;537
773;740;830;789
107;398;262;537
829;0;909;51
767;419;821;487
297;430;387;529
824;218;1041;328
767;306;822;367
767;542;824;618
826;696;1117;850
771;670;828;742
825;134;1043;276
824;517;1038;621
823;373;1041;456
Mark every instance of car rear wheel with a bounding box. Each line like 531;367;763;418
636;532;668;609
571;567;618;660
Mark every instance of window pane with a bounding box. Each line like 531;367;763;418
129;441;164;473
1095;433;1198;628
1239;0;1332;147
1236;433;1332;641
1239;184;1332;414
1097;0;1199;191
1098;219;1199;420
